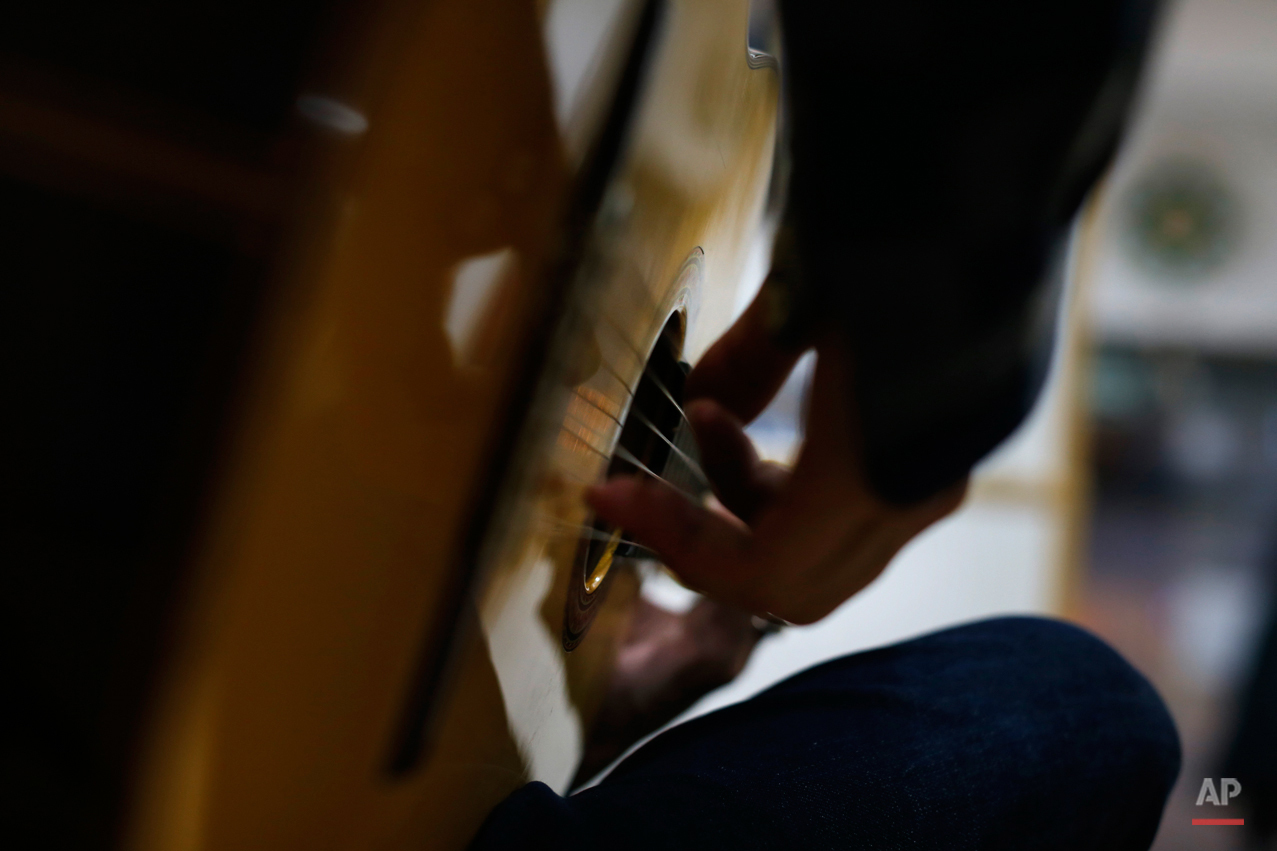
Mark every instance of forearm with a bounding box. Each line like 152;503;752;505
776;0;1160;503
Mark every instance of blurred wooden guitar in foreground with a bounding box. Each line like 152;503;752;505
1;1;778;848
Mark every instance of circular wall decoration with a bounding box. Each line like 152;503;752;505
1122;159;1237;280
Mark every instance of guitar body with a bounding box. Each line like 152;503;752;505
3;1;776;848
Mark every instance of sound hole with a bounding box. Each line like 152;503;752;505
563;312;697;650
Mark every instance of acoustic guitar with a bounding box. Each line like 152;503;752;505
2;1;778;848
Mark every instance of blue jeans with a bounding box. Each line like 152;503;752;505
470;617;1180;850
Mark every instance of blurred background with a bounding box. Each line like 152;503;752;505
594;0;1277;846
1080;0;1277;844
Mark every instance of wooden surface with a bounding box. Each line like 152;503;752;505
124;1;778;848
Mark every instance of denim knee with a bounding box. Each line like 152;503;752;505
912;616;1182;849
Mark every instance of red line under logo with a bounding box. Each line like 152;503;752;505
1192;819;1244;826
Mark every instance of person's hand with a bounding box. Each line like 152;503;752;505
587;285;967;625
573;595;765;786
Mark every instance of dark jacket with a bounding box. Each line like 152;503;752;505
779;0;1159;502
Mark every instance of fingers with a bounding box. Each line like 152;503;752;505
694;333;890;622
585;476;762;612
573;594;766;784
684;282;808;423
686;399;786;524
587;331;970;627
587;334;871;621
778;480;966;623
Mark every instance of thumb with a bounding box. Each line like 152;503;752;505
685;280;808;423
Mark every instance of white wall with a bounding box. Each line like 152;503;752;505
1090;0;1277;354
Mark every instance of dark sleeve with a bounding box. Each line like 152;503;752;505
776;0;1160;504
468;782;592;851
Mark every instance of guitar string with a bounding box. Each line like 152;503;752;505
534;516;660;559
567;378;707;484
625;406;709;487
571;388;624;428
541;315;715;557
596;356;639;401
595;321;696;430
565;338;710;493
596;322;701;472
600;313;650;366
611;443;679;490
558;422;612;461
556;417;705;500
560;394;709;494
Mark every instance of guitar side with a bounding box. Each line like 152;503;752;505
124;2;778;849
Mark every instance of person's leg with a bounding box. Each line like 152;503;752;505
1222;590;1277;843
471;616;1180;851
